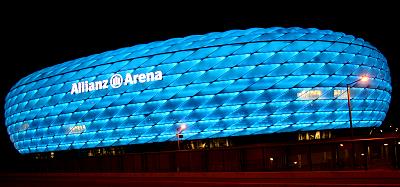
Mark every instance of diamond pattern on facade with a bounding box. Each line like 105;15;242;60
4;27;391;154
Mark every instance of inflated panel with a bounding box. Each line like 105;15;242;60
4;27;391;153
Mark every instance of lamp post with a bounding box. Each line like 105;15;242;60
176;123;187;150
176;123;187;172
346;75;369;169
346;75;369;138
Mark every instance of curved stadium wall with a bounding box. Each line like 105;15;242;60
4;27;391;154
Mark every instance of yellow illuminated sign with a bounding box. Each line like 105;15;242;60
334;89;347;99
297;90;322;100
69;125;86;134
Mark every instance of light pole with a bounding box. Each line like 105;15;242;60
346;75;369;169
176;123;187;172
346;75;369;138
176;123;187;150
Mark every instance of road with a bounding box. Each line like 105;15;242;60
1;170;400;186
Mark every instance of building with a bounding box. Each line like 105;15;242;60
4;27;392;157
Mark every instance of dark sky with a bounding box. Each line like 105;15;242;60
1;4;399;169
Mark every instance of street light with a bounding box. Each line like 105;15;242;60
346;75;369;138
176;123;187;172
176;123;187;150
346;75;369;169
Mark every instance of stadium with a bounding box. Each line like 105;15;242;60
4;27;392;156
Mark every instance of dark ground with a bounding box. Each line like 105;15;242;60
2;170;400;187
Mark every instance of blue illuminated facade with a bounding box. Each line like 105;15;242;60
4;27;391;154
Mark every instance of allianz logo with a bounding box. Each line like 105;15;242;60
70;71;163;95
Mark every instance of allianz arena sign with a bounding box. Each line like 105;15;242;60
70;71;163;94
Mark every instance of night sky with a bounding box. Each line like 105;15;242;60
1;5;398;170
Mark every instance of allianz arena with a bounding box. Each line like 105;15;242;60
4;27;391;154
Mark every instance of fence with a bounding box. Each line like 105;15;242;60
15;136;400;172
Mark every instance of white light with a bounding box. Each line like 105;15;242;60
293;161;298;164
384;143;388;146
361;153;365;156
269;157;274;161
180;123;187;131
339;144;344;147
50;152;55;158
360;75;369;82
